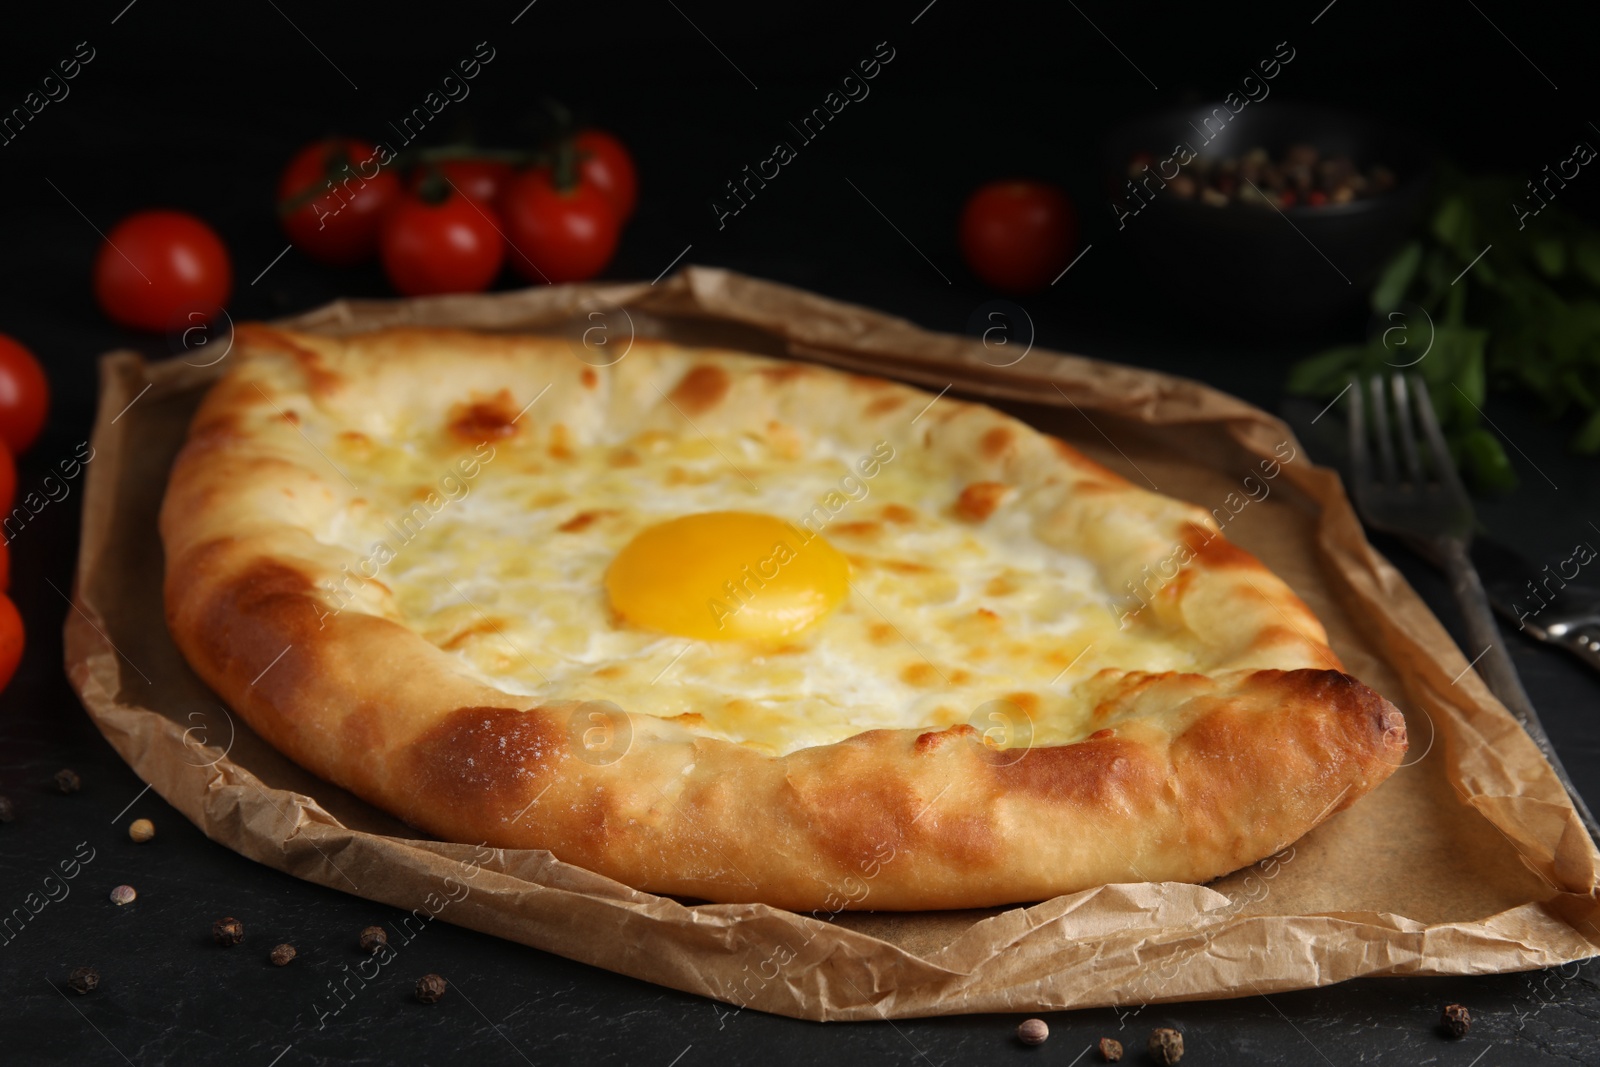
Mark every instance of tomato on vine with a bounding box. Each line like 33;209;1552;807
573;130;637;221
0;334;49;455
0;593;22;692
499;164;620;285
277;138;401;265
408;159;513;208
381;176;505;297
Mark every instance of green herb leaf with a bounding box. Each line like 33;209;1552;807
1458;429;1517;491
1573;409;1600;454
1575;241;1600;290
1286;346;1369;395
1372;242;1423;314
1533;238;1567;277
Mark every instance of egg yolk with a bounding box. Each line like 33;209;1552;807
605;511;850;642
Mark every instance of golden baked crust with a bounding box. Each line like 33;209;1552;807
160;324;1406;910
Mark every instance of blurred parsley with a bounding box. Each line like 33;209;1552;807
1287;166;1600;491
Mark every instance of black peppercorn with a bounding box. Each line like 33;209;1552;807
67;966;99;995
212;916;244;946
1442;1003;1471;1039
54;769;82;794
1098;1036;1123;1062
0;794;13;822
415;973;448;1003
1016;1018;1048;1045
270;943;297;966
1149;1027;1184;1065
358;925;388;954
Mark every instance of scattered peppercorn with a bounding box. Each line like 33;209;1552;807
1098;1036;1123;1062
67;966;99;995
0;794;14;822
54;769;82;794
128;818;155;843
1442;1003;1471;1039
109;885;136;906
358;925;388;954
270;943;297;967
1016;1018;1049;1045
415;973;448;1004
1149;1027;1184;1065
212;917;245;946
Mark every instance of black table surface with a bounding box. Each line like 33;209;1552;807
6;1;1600;1064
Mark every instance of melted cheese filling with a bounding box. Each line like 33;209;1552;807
312;419;1208;755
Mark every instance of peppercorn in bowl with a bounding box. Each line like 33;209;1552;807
1104;101;1434;329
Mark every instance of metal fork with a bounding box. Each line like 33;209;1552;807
1347;373;1600;844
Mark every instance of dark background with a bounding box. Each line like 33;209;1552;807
4;1;1600;1063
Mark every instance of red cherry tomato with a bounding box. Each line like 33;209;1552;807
407;159;513;208
92;210;233;333
277;138;401;266
0;593;22;692
0;440;14;515
958;181;1078;294
380;188;506;297
499;168;620;285
0;335;50;455
574;130;638;221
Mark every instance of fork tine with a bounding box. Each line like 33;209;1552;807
1410;375;1470;500
1390;374;1426;484
1346;377;1369;492
1367;376;1398;486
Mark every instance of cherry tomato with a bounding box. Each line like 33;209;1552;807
499;168;620;285
0;439;14;515
574;129;638;221
93;210;233;333
0;593;22;693
958;181;1078;294
0;335;50;455
380;187;505;297
407;159;513;208
277;138;401;266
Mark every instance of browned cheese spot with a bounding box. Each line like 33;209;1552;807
449;390;522;443
548;423;574;460
985;576;1018;596
1003;691;1041;715
670;364;732;415
954;481;1011;522
980;427;1014;461
440;617;511;650
558;509;615;533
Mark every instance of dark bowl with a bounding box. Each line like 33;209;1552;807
1103;101;1435;331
